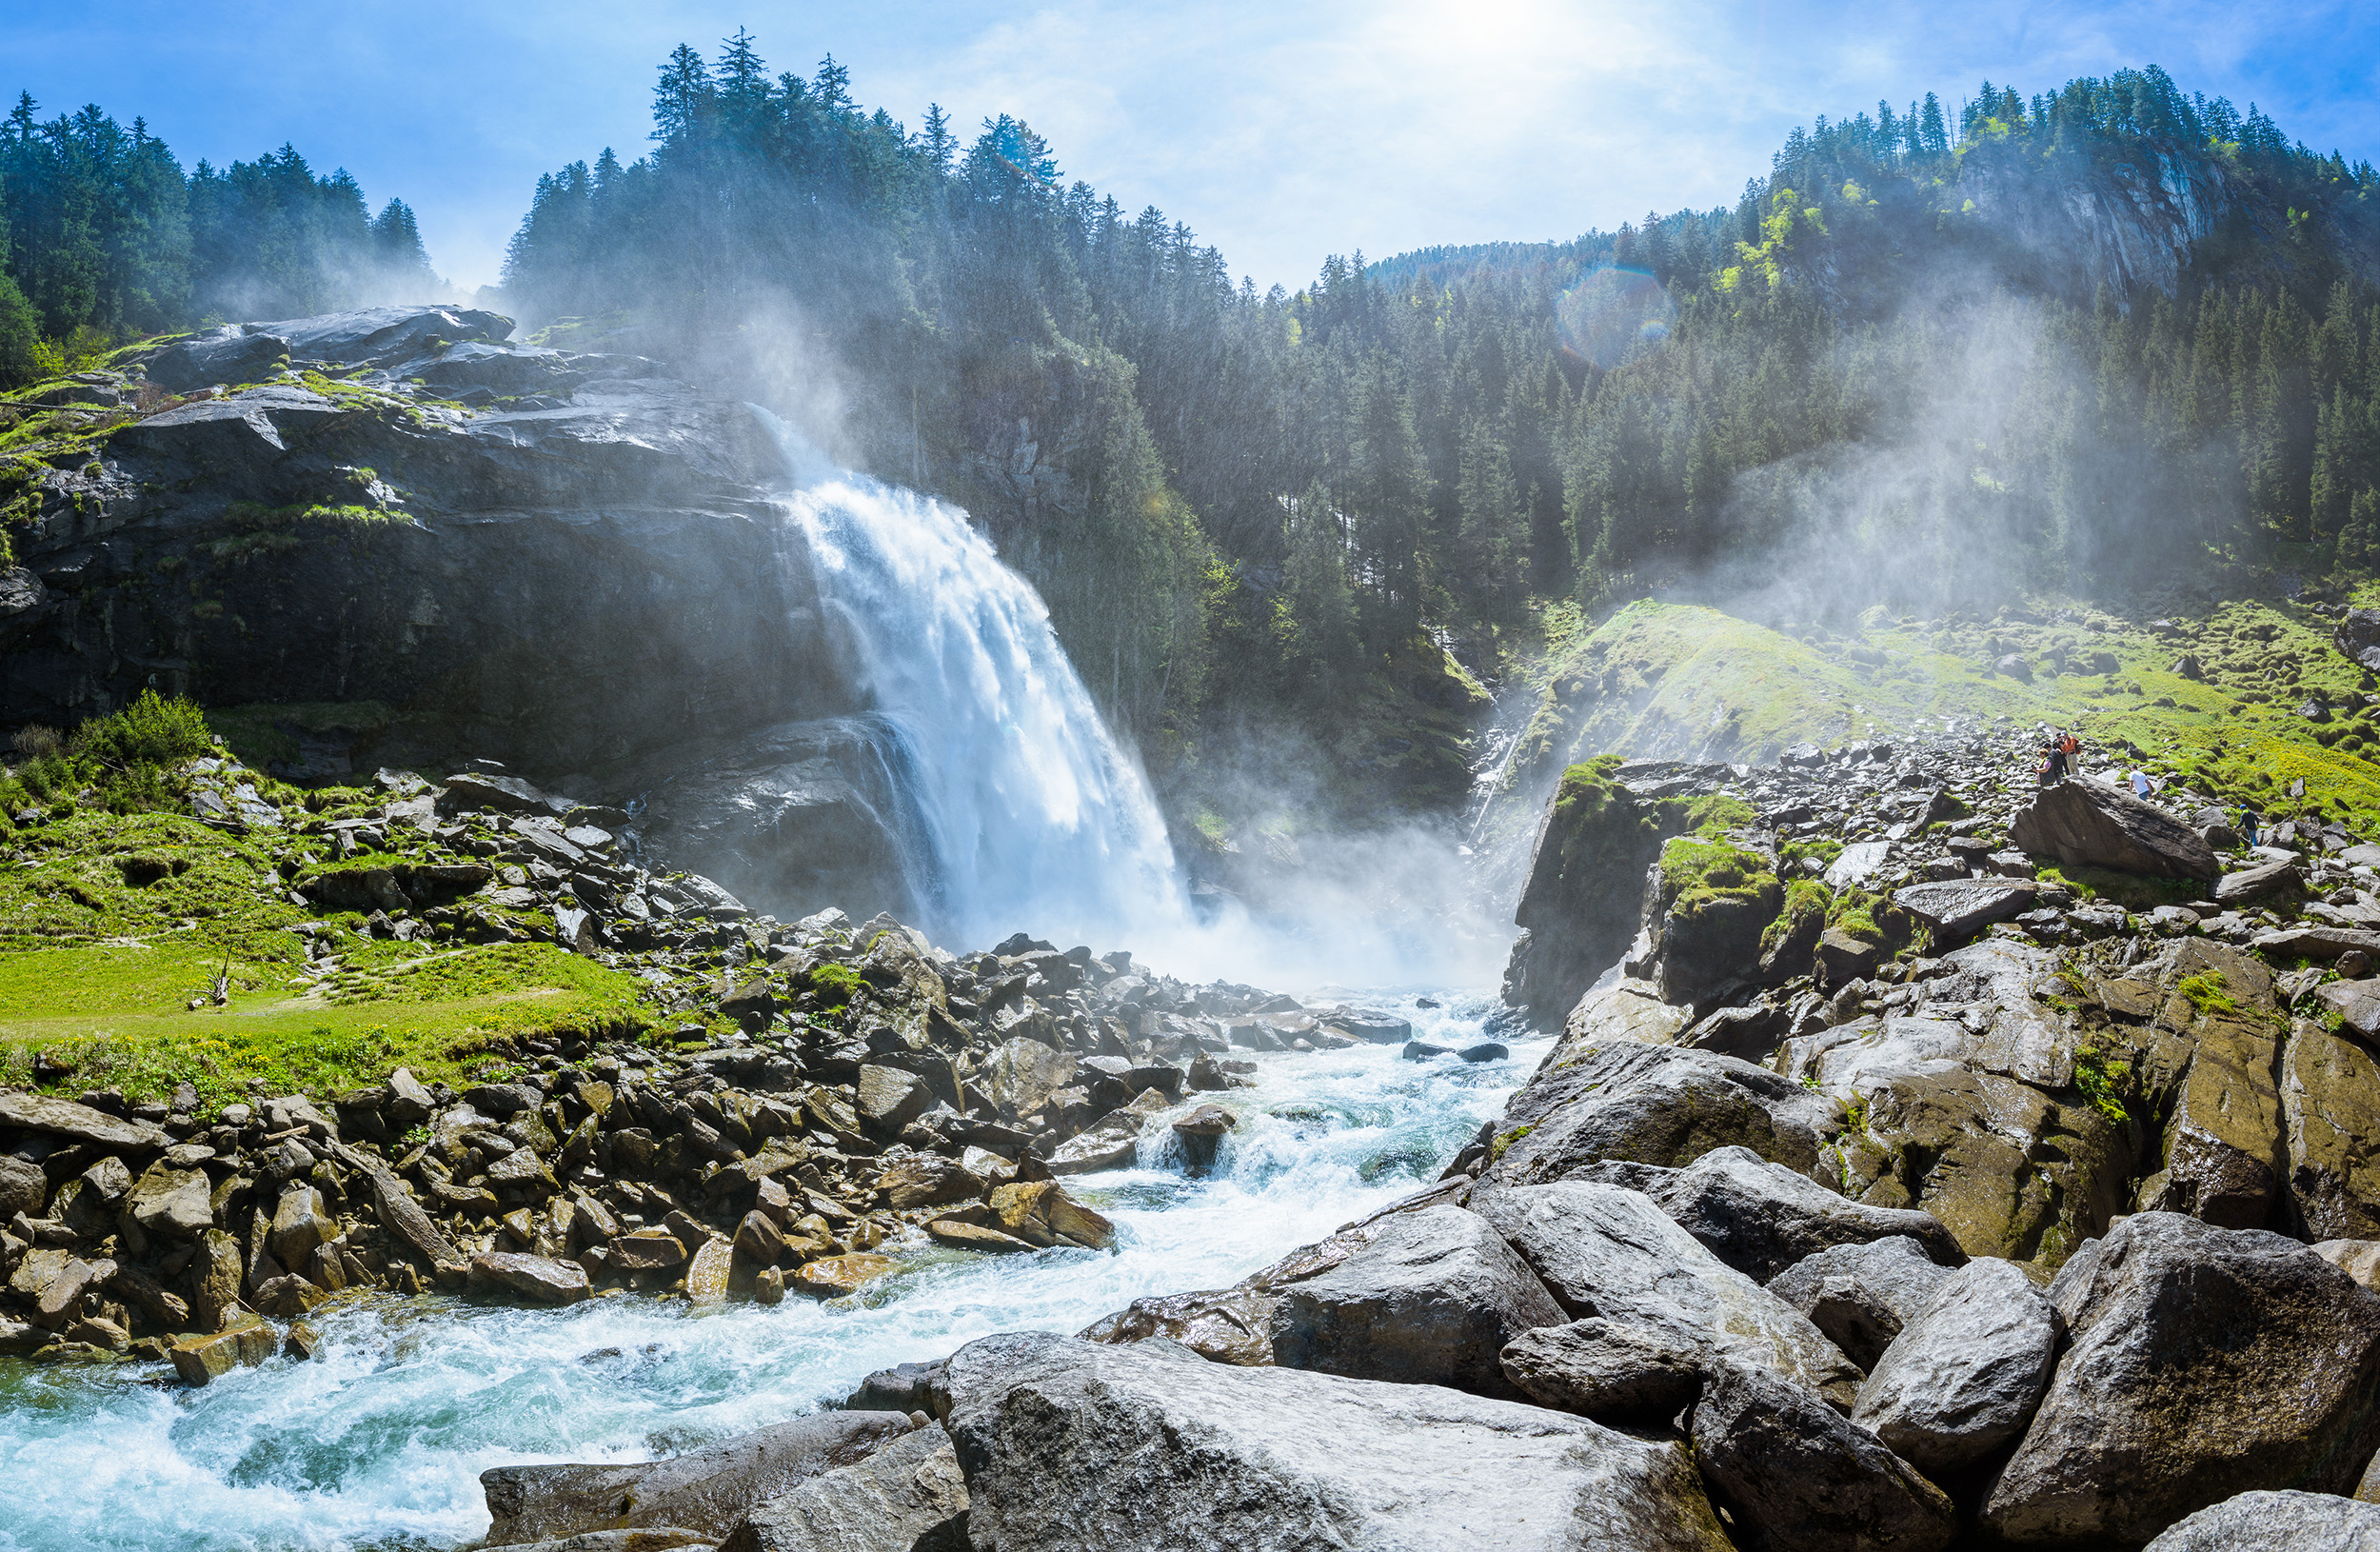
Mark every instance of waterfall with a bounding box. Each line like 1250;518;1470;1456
757;413;1188;950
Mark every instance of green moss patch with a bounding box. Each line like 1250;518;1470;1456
1658;836;1781;922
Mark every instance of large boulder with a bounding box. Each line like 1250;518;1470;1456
2009;778;2219;882
1478;1042;1835;1191
940;1331;1735;1551
1982;1213;2380;1544
716;1423;968;1552
1499;760;1669;1030
467;1252;590;1306
2337;607;2380;673
2145;1489;2380;1550
1765;1236;1954;1371
2283;1017;2380;1241
1850;1258;2057;1475
1891;879;2039;943
141;326;292;391
1576;1144;1966;1283
481;1414;914;1543
124;1161;214;1240
981;1036;1079;1120
1472;1182;1863;1407
1692;1362;1957;1552
1267;1204;1564;1397
0;1090;169;1150
1497;1318;1708;1422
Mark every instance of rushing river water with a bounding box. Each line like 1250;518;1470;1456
0;991;1539;1552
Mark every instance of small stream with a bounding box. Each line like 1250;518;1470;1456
0;990;1541;1552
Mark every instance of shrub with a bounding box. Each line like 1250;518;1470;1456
73;688;211;770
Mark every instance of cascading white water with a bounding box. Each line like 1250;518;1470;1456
762;413;1188;950
0;999;1540;1552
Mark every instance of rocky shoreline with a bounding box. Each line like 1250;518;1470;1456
0;757;1433;1384
396;742;2380;1550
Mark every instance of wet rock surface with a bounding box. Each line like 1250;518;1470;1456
939;1331;1734;1551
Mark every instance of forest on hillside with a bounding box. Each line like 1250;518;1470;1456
15;39;2380;808
491;43;2380;766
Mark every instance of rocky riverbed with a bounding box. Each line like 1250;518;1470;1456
276;738;2380;1552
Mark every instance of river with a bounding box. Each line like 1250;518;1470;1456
0;989;1539;1552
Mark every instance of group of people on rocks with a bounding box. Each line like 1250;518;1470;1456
2029;722;2310;850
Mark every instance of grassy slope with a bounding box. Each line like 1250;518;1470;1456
0;805;648;1108
1486;594;2380;853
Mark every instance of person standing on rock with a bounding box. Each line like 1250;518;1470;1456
2129;767;2154;799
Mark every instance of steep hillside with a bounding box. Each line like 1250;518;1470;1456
1473;593;2380;898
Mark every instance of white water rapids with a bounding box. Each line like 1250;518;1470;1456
0;997;1540;1552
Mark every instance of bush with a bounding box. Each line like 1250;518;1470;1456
10;691;214;817
73;689;212;769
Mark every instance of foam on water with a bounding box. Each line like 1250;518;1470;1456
0;994;1537;1552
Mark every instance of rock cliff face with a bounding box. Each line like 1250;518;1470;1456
0;308;997;921
2;308;827;775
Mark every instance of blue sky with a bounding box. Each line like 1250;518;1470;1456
9;1;2379;294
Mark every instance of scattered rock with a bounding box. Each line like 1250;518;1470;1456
1850;1257;2057;1475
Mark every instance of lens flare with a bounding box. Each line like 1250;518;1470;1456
1556;266;1676;368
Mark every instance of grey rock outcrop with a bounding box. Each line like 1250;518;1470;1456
1575;1144;1966;1282
1473;1182;1863;1407
1691;1361;1956;1552
2009;777;2220;882
1850;1258;2057;1475
143;326;291;391
1765;1236;1954;1370
940;1331;1734;1551
1266;1204;1563;1398
1983;1213;2380;1544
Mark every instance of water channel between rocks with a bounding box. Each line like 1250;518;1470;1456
0;990;1539;1552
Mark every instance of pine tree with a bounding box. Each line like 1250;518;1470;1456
651;43;715;142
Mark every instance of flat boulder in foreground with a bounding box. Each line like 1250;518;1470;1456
2143;1489;2380;1550
941;1331;1732;1551
481;1413;913;1543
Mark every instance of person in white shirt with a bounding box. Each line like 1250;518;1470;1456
2129;768;2153;798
